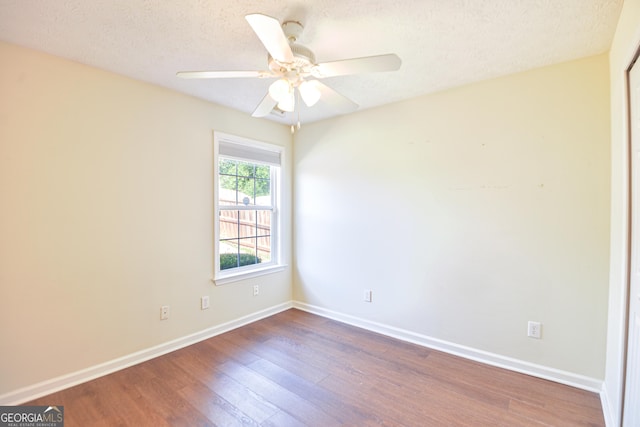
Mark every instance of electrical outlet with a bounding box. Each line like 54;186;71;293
160;305;170;320
364;289;373;302
201;296;210;310
253;284;259;296
527;321;541;339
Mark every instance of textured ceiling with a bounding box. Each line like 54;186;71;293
0;0;623;125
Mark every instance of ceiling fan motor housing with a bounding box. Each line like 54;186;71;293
290;44;315;68
280;20;316;71
268;43;316;74
282;20;304;42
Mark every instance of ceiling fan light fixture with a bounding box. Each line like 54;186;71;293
268;78;291;102
277;91;295;112
176;13;401;122
299;80;321;107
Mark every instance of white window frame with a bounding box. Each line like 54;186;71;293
213;132;285;285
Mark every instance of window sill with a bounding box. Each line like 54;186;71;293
212;264;287;286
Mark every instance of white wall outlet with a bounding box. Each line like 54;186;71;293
253;284;259;296
364;289;373;302
527;321;541;339
201;296;210;310
160;305;170;320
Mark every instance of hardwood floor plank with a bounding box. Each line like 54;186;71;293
246;357;381;425
201;370;279;423
176;382;260;427
133;376;213;426
238;338;330;384
23;309;605;426
421;351;552;407
260;410;308;427
316;368;441;425
219;359;342;426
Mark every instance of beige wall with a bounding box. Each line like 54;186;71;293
0;41;292;396
293;54;611;379
0;34;618;404
605;0;640;423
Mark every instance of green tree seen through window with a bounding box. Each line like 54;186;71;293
219;159;270;202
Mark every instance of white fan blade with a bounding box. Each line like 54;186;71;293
252;93;278;117
176;70;271;79
312;54;401;78
245;14;294;64
307;80;358;112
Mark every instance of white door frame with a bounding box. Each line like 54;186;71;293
623;48;640;427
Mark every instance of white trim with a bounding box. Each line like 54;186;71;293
2;300;606;407
601;386;616;427
212;264;288;286
219;205;274;211
293;301;604;393
0;302;293;406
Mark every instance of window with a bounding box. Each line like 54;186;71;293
214;132;283;284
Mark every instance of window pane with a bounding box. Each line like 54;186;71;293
256;210;271;237
256;211;271;263
219;240;239;270
219;158;238;206
219;159;237;175
219;158;272;207
255;164;270;179
238;210;257;238
255;178;270;203
237;161;255;177
258;236;271;263
237;177;254;205
217;209;271;271
238;238;259;265
219;185;237;206
219;240;261;269
217;149;276;273
219;210;239;239
219;174;237;191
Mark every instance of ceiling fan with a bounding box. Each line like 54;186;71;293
177;13;401;125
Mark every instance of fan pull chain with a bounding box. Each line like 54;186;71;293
290;88;302;134
296;89;301;131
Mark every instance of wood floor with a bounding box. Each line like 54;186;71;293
27;309;604;426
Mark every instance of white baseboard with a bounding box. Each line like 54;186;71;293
0;302;292;406
600;386;618;427
293;301;604;393
2;300;605;406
